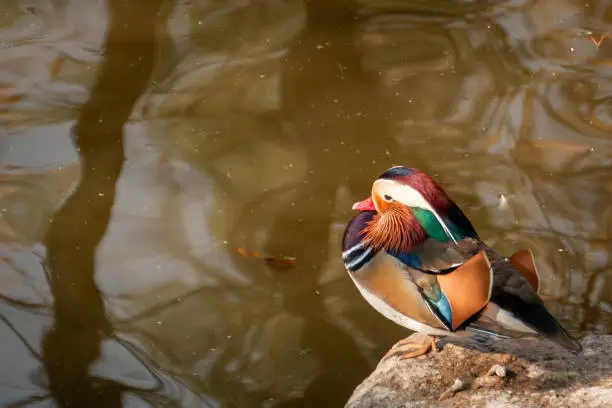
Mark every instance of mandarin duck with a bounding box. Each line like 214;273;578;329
342;166;581;359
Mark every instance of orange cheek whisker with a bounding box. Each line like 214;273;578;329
361;206;426;253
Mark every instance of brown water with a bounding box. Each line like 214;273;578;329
1;0;611;406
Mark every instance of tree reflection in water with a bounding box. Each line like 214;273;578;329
41;0;166;406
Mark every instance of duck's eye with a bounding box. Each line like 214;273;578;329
383;194;393;202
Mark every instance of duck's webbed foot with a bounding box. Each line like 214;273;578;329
381;333;437;362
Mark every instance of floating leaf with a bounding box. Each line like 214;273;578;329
49;57;65;77
237;248;296;270
0;93;23;104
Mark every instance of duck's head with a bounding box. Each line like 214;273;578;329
352;166;451;215
349;166;476;252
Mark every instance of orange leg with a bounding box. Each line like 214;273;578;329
382;334;437;362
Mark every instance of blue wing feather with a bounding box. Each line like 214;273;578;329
387;248;422;270
430;291;453;329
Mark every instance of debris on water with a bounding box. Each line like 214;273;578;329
0;84;23;105
24;5;40;15
0;94;23;104
237;248;296;270
49;57;65;77
497;193;509;210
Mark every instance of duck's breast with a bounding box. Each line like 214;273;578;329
348;251;450;336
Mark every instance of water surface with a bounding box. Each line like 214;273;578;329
1;0;612;406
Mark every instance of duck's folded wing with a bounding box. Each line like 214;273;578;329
356;250;494;332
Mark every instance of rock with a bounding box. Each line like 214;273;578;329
346;333;612;408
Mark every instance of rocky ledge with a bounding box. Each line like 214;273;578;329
346;333;612;408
